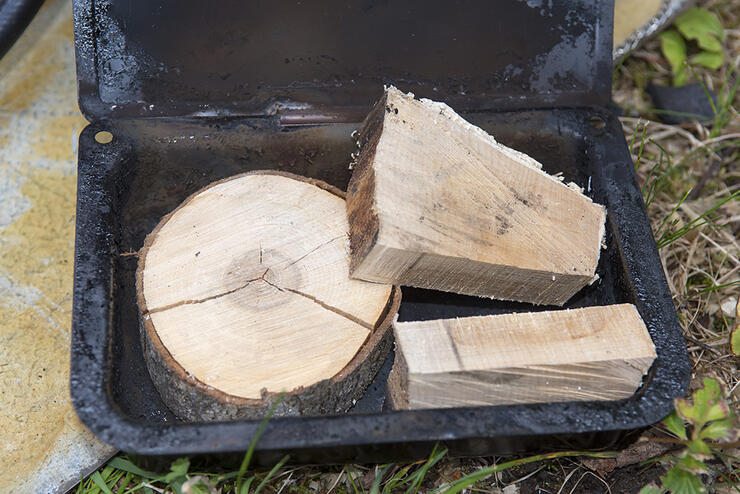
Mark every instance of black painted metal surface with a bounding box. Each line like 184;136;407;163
0;0;44;60
71;109;690;459
73;0;612;120
70;0;690;460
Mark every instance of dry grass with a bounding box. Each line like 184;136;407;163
620;112;739;394
613;0;739;403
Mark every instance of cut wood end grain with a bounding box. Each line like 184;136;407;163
137;171;400;421
388;304;656;410
346;86;607;306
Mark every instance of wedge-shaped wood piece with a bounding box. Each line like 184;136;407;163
347;86;606;305
388;304;656;409
137;171;400;421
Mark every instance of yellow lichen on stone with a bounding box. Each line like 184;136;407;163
613;0;664;48
0;169;78;485
34;115;90;161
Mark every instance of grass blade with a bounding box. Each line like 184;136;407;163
253;455;290;494
711;66;740;137
692;280;740;295
432;451;616;494
687;64;718;116
90;471;115;494
76;474;85;494
107;457;159;480
654;188;692;243
236;396;284;492
369;464;393;494
657;189;739;248
704;460;740;493
345;465;363;494
634;122;650;171
405;444;447;494
385;465;412;490
239;476;256;494
115;473;133;494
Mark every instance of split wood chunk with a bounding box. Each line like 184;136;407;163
346;86;607;305
137;171;400;421
387;304;656;410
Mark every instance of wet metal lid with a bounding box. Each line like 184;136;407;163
73;0;613;121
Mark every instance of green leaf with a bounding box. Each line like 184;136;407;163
171;480;186;494
675;8;724;52
699;418;734;441
100;466;114;481
186;481;211;494
677;378;730;433
639;484;666;494
675;70;688;88
690;51;724;69
700;377;720;399
163;457;190;494
661;466;706;494
687;439;712;459
676;398;697;423
659;30;688;86
663;411;688;440
706;401;730;422
677;455;708;474
731;320;740;357
169;457;190;477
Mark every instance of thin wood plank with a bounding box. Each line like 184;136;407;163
388;304;656;409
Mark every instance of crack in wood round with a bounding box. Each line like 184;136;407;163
137;171;400;421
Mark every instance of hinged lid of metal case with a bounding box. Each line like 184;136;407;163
74;0;612;121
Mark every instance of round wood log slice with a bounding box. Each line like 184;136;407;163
136;171;400;421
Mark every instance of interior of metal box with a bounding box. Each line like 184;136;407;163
104;109;628;424
72;95;690;459
70;0;690;457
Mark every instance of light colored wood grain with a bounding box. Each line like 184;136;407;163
388;304;656;409
139;172;394;403
347;86;606;305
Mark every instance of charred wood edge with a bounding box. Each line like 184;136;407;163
346;93;386;274
136;170;402;421
385;337;409;410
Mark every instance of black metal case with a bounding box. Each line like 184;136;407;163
70;0;690;460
